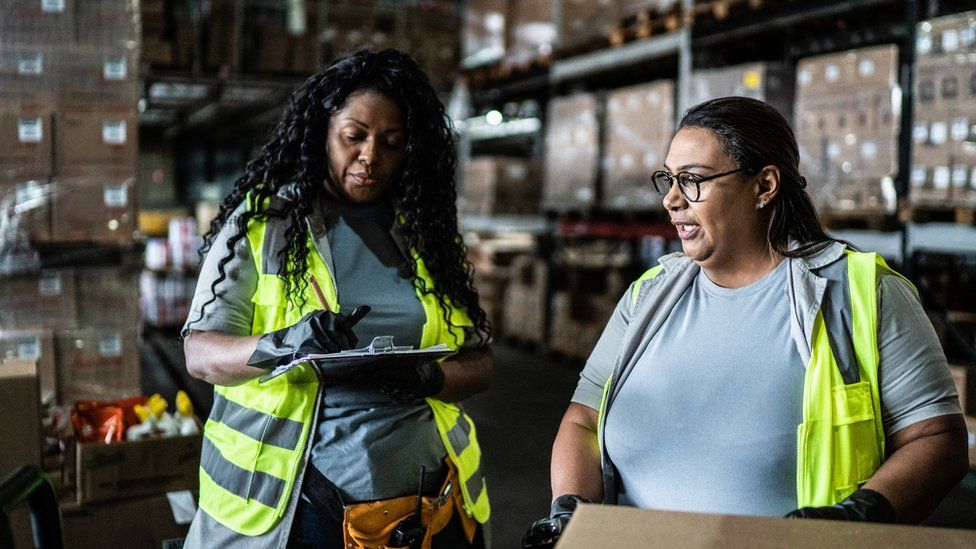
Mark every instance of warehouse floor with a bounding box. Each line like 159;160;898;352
141;339;976;547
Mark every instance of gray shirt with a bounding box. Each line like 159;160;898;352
574;259;960;515
183;199;452;502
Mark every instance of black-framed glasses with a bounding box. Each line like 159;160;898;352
650;167;752;202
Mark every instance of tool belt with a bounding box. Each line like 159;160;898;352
341;458;477;549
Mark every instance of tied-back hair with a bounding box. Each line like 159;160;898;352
678;96;839;258
187;49;490;345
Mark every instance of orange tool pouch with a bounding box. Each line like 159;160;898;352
342;459;477;549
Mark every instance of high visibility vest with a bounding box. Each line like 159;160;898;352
598;251;906;508
196;205;490;536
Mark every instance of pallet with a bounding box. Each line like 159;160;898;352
900;203;976;226
610;3;686;47
465;53;551;88
819;209;900;231
693;0;769;24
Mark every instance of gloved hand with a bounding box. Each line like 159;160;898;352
522;494;591;549
247;306;371;370
366;361;445;403
785;488;895;523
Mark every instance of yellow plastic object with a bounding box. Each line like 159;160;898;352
146;393;168;418
134;404;153;423
176;390;194;417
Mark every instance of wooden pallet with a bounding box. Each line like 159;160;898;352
693;0;769;23
609;3;686;47
819;209;900;231
465;53;551;87
900;203;976;226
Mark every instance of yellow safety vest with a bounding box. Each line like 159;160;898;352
599;250;908;508
197;203;490;536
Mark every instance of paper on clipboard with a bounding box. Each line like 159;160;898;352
259;336;456;383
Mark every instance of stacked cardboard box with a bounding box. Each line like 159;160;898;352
460;156;541;215
462;0;507;68
506;1;554;65
795;45;901;213
548;267;627;361
559;0;621;53
501;256;548;345
912;12;976;207
688;62;794;122
401;1;461;93
543;93;600;211
602;80;675;210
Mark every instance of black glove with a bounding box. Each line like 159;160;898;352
366;360;446;403
522;494;591;549
247;306;371;370
785;488;895;523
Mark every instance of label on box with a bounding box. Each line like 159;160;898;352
827;142;841;159
911;165;927;187
953;165;968;188
962;24;976;48
643;152;659;169
912;122;928;143
860;141;878;160
825;64;840;82
798;69;812;86
98;334;122;358
952;117;969;141
620;154;634;169
18;117;43;143
930;121;948;145
858;58;875;77
17;337;41;360
743;70;761;90
933;166;951;189
166;491;197;525
103;57;128;81
942;29;960;52
18;52;43;75
38;275;61;296
102;120;127;145
917;34;932;55
103;183;128;207
41;0;65;13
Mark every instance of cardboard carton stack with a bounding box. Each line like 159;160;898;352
462;0;507;68
911;12;976;207
602;80;675;211
548;269;624;361
401;1;461;94
506;1;554;66
501;255;549;345
795;45;901;214
543;92;600;211
687;62;794;122
460;156;541;215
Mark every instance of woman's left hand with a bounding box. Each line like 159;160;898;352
366;361;446;403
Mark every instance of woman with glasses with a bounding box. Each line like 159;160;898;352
523;96;967;548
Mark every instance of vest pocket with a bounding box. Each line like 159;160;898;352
830;381;881;495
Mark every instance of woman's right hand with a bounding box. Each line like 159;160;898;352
247;306;371;369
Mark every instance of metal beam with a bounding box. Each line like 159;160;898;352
550;29;685;84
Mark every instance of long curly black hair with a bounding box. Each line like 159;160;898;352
189;49;490;345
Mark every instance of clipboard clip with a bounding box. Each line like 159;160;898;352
368;336;397;354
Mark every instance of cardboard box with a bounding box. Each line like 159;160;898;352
0;329;56;401
0;0;75;45
950;364;974;415
0;179;51;241
543;93;600;211
55;104;138;176
0;104;54;181
49;175;138;245
74;0;140;48
502;255;548;344
462;0;506;67
461;156;541;215
559;0;619;52
75;434;201;505
559;505;976;548
602;80;674;211
57;47;139;105
75;267;141;329
0;359;44;549
688;62;794;121
55;328;140;404
506;1;554;65
62;491;197;548
0;269;77;330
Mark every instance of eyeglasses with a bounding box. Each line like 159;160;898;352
650;167;752;202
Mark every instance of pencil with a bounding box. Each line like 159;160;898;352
308;274;330;312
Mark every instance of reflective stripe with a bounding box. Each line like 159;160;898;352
211;393;303;451
465;463;485;503
446;413;472;454
201;435;285;509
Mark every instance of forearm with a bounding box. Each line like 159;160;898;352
551;403;604;503
184;330;265;386
435;346;493;402
863;414;969;523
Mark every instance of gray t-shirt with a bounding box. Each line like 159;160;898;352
574;260;961;515
183;199;449;502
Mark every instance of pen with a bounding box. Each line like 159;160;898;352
308;274;330;312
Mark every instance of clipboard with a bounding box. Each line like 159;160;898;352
259;336;456;383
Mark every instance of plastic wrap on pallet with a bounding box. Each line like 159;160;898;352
76;266;141;330
0;0;75;46
795;45;900;214
687;62;794;122
55;327;140;404
462;0;507;67
543;92;600;211
0;269;77;331
49;175;138;245
602;79;675;211
912;11;976;208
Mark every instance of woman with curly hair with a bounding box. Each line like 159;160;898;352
180;49;492;549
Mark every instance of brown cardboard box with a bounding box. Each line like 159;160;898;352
502;255;548;344
55;104;138;175
559;0;619;52
0;329;56;401
61;491;196;549
74;0;140;48
0;0;75;45
75;434;201;505
461;156;540;215
0;104;54;181
506;0;554;65
50;175;138;245
462;0;507;67
602;80;674;210
559;505;976;548
55;328;140;404
950;364;974;415
543;93;599;210
0;179;52;241
75;267;141;329
688;62;794;120
0;269;77;331
0;44;58;103
0;359;44;549
57;47;139;106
